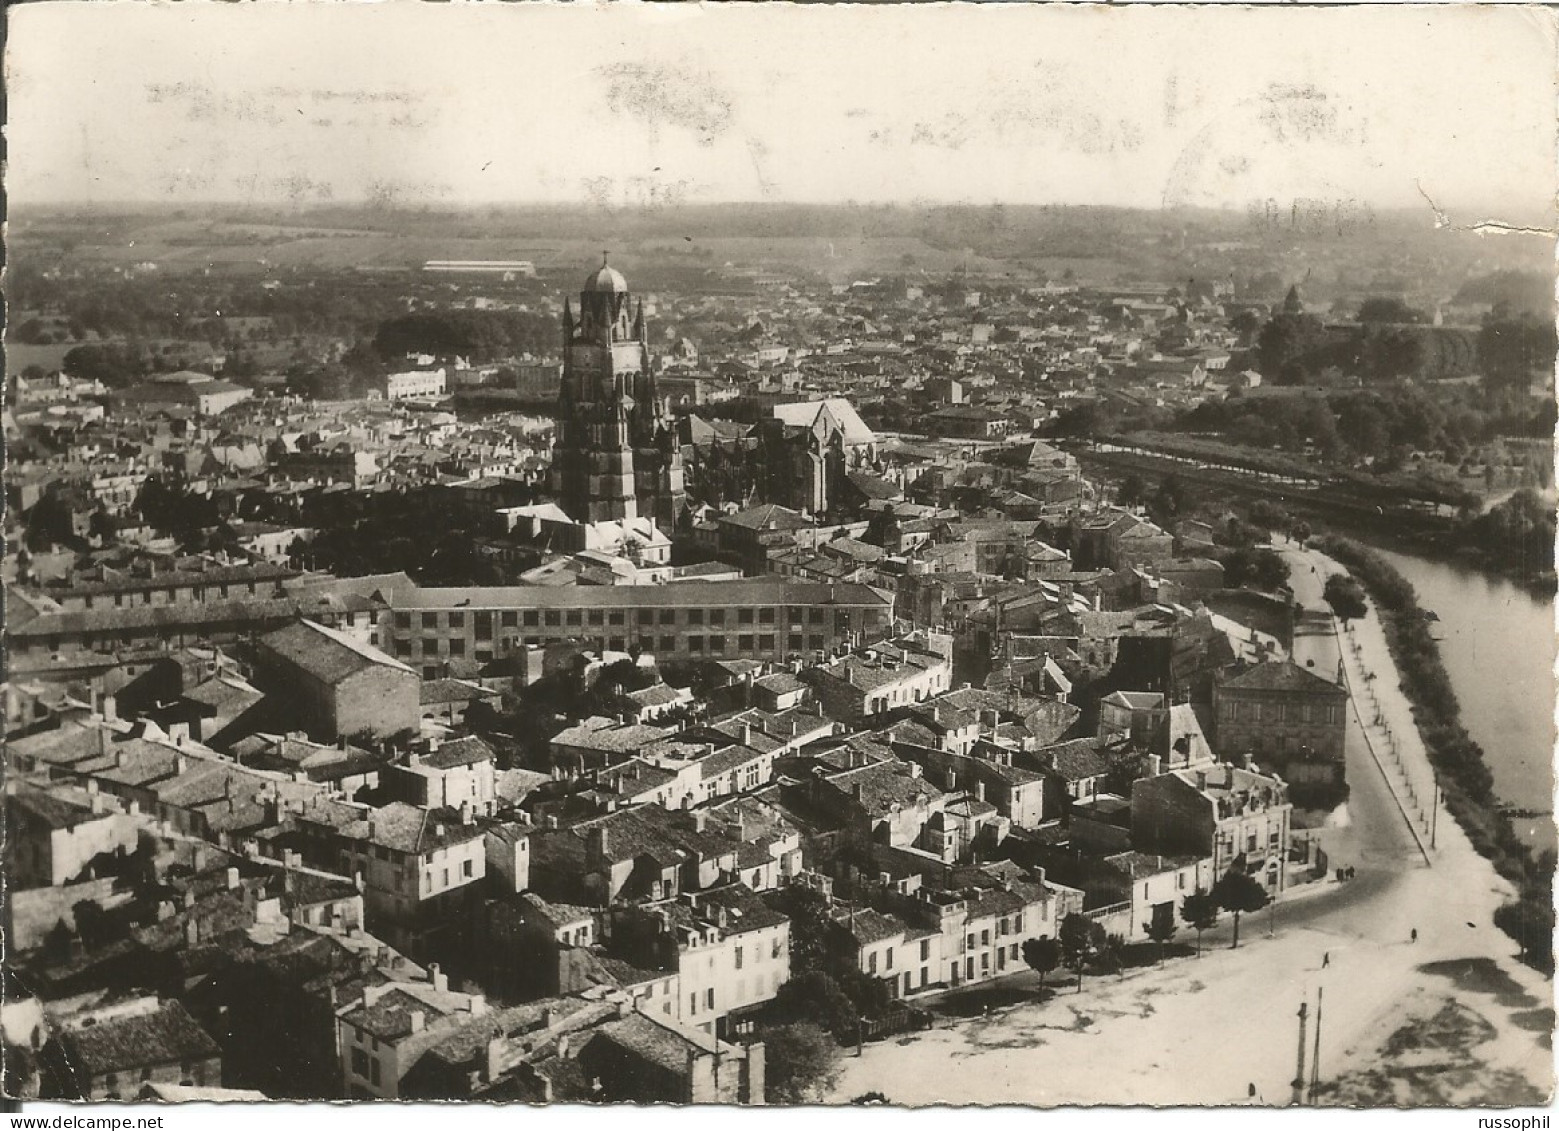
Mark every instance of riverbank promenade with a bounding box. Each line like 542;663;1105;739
819;542;1551;1106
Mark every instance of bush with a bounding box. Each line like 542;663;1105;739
1495;895;1555;974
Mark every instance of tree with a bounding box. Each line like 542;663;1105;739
1058;912;1105;993
1222;546;1290;592
1291;521;1312;548
1102;933;1127;979
1322;574;1369;622
760;1022;841;1104
1116;473;1148;508
1144;916;1178;966
1181;891;1220;957
1021;936;1063;991
1249;548;1292;591
1247;499;1289;535
768;971;858;1036
1212;870;1271;949
1357;297;1424;325
1148;473;1193;527
87;507;117;545
1256;311;1329;382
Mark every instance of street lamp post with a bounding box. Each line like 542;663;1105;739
1292;998;1309;1107
1309;985;1324;1104
1431;777;1440;848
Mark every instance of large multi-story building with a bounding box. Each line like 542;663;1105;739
1130;762;1293;895
378;580;893;677
1211;659;1349;765
551;259;684;531
383;368;447;400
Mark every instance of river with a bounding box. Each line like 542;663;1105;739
1368;546;1557;855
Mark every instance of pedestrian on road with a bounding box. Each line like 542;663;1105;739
1411;928;1418;944
1322;952;1330;968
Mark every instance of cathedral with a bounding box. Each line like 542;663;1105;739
550;258;685;532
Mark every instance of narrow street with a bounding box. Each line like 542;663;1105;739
823;542;1553;1106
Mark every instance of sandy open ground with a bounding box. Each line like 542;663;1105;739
821;543;1553;1106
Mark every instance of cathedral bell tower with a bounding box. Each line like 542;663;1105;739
551;255;684;530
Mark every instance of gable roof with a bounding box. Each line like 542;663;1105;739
61;1002;220;1076
1218;660;1345;696
259;618;414;683
771;398;877;446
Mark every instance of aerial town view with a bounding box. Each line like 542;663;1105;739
2;2;1554;1114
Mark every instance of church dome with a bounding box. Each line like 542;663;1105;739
584;261;628;294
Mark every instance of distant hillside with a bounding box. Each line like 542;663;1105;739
1453;270;1553;317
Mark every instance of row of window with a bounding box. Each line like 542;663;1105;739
1144;872;1194;900
349;1047;381;1087
84;580;273;609
1217;828;1285;856
423;858;477;894
393;605;849;631
731;937;785;969
395;632;829;660
1223;700;1341;725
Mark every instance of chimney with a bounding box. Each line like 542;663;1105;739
693;810;707;834
460;800;474;826
103;695;118;723
430;963;448;993
974;779;986;802
851;782;864;801
1195;770;1207;791
469;994;487;1017
185;918;200;946
409;1010;425;1033
740;722;752;746
1146;753;1162;778
225;866;240;890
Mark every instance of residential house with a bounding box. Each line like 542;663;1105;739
1130;762;1293;895
40;1000;222;1100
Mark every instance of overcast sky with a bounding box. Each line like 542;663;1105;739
7;3;1556;220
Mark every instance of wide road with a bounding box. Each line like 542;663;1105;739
822;542;1552;1106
